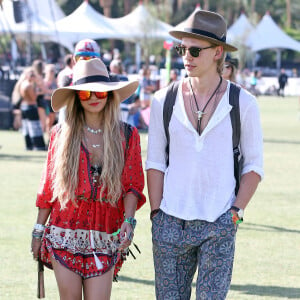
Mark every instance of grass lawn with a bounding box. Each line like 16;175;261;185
0;95;300;299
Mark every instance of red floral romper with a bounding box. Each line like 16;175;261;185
36;125;146;279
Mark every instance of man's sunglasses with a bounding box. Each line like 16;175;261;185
76;90;108;101
175;45;215;58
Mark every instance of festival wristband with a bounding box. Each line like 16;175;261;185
124;217;137;230
231;213;243;225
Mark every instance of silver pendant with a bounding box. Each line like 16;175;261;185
196;110;206;120
92;144;101;148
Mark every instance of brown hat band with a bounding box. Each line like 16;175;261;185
74;75;110;86
184;28;226;43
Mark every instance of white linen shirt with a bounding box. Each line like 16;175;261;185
146;80;264;222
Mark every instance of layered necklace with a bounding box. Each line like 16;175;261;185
189;76;222;134
84;125;103;185
84;125;103;148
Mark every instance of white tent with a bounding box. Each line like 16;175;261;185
246;12;300;70
108;3;174;69
0;0;73;52
108;3;174;41
227;13;254;43
54;1;123;42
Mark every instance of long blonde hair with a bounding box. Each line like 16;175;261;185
51;92;124;208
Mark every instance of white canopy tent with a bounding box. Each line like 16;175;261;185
108;3;174;69
54;1;124;43
246;12;300;70
227;13;254;43
0;0;73;52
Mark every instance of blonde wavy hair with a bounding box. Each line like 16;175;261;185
51;91;124;208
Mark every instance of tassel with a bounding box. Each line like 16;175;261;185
93;251;103;270
90;230;103;270
133;242;141;254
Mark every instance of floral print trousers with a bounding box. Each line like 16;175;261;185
152;209;237;300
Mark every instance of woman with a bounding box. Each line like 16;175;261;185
18;67;46;150
222;55;239;83
32;59;48;132
31;58;146;299
44;64;57;137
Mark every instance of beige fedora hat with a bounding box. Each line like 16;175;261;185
169;10;237;52
51;58;139;112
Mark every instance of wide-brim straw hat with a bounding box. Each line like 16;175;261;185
51;58;139;112
169;10;237;52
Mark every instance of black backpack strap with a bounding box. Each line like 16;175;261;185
121;121;133;150
163;81;180;167
229;83;241;195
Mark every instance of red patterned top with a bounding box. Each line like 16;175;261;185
36;124;146;279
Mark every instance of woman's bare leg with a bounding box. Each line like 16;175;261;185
83;267;114;300
51;257;83;300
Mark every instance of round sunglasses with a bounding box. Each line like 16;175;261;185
175;45;215;58
76;90;108;101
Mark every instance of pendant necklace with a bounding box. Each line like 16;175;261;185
189;76;222;134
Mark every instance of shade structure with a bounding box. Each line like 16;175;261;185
246;12;300;70
0;0;73;51
54;1;123;42
227;13;254;43
108;3;174;42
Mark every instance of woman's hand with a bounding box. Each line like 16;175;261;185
118;221;134;251
31;238;42;261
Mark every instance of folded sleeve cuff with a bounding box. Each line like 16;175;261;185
242;165;264;181
145;160;166;173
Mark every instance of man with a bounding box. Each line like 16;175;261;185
146;10;264;299
277;68;288;97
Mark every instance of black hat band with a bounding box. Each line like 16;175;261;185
73;75;110;86
184;28;226;43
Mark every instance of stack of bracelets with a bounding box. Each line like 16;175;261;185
32;223;46;240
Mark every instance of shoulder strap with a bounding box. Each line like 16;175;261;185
163;81;180;167
229;83;241;195
121;121;133;150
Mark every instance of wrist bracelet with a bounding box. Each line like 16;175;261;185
150;209;160;221
124;217;137;230
32;230;44;238
33;223;46;232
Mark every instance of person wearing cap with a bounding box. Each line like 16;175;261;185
57;39;101;124
222;54;239;82
31;58;146;299
146;10;263;299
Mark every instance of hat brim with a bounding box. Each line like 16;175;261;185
169;30;237;52
51;80;139;112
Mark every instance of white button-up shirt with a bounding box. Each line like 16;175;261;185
146;80;264;222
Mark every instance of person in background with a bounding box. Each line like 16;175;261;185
31;58;146;299
43;64;57;137
32;59;48;132
168;69;179;85
56;54;74;88
139;66;156;109
57;39;101;123
18;67;46;150
277;68;288;97
146;10;263;299
222;54;239;83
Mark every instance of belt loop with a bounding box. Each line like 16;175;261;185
182;220;186;230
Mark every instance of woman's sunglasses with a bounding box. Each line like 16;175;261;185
175;45;215;58
76;90;108;101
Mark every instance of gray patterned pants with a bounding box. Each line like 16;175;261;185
152;209;237;300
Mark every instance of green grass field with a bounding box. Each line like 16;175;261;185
0;96;300;299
